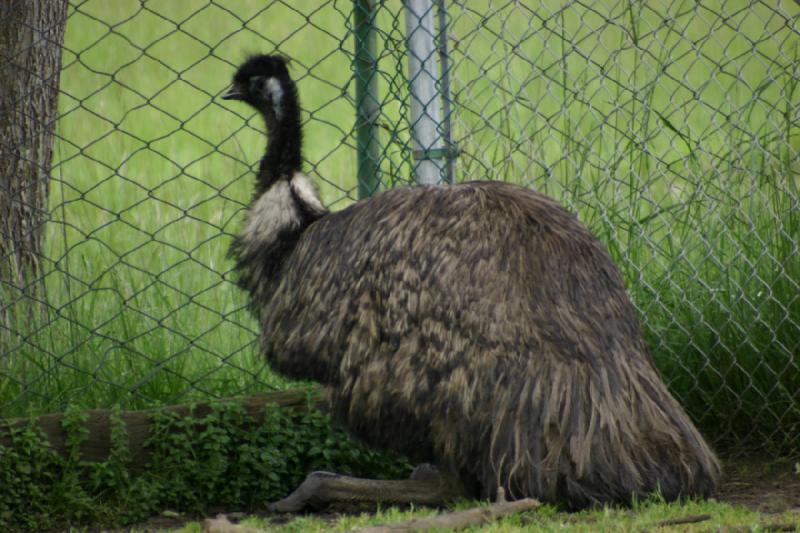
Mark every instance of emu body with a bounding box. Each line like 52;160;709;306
222;55;720;509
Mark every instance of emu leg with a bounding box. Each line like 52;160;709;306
267;464;470;513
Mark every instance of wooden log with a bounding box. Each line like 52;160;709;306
0;387;327;469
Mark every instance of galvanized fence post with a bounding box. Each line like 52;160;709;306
404;0;447;186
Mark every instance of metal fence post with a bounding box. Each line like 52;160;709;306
354;0;381;198
404;0;447;186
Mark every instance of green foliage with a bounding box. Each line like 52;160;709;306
140;398;410;514
0;398;411;531
0;420;65;531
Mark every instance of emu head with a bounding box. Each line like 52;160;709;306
222;55;292;124
222;54;303;188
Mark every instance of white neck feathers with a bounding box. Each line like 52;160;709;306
238;172;327;256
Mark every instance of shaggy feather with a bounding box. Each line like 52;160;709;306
244;183;720;507
224;55;721;509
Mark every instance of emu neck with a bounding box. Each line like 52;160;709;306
257;92;302;192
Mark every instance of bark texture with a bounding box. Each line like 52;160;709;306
0;0;68;310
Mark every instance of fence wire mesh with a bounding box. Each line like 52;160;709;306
0;0;798;457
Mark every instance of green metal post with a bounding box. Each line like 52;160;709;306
353;0;381;199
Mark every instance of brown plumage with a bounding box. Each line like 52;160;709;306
222;55;720;509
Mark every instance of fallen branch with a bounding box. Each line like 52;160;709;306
350;498;541;532
655;514;711;527
203;514;268;533
0;387;327;468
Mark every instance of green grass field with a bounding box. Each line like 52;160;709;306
1;0;798;455
110;497;800;533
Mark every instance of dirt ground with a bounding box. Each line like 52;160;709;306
112;458;800;532
714;459;800;513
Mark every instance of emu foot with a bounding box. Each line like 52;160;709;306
267;464;469;513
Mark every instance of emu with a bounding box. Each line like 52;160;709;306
221;55;720;511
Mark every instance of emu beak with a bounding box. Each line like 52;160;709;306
221;86;244;100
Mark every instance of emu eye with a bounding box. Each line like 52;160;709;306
249;76;267;96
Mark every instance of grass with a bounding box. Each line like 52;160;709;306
0;0;798;453
111;498;800;532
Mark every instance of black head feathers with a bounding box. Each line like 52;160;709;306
234;54;291;81
222;55;295;115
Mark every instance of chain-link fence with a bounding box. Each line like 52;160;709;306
1;0;798;457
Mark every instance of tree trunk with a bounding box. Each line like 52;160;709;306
0;0;68;326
